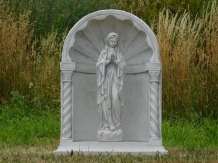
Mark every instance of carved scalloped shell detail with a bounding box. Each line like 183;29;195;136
68;16;153;73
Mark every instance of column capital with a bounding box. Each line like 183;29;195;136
62;71;73;81
149;71;160;82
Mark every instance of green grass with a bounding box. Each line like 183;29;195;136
163;118;218;150
0;92;60;146
0;108;59;146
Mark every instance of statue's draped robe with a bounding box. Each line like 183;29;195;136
96;47;126;131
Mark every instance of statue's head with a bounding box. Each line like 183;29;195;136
106;32;118;48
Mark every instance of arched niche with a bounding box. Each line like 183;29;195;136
62;10;161;68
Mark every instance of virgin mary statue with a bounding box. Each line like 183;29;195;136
96;32;126;141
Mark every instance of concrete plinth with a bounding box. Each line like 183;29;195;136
54;141;168;156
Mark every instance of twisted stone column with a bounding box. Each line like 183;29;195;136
62;71;73;138
149;71;160;139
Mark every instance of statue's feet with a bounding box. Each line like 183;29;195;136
97;128;123;142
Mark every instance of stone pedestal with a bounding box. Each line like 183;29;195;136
54;142;167;155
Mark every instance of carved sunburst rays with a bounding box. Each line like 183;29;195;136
124;31;152;65
69;16;152;67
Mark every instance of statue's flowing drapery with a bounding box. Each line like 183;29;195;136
96;47;126;131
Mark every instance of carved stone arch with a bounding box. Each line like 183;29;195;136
62;9;161;65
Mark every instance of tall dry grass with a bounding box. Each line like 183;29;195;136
0;6;32;102
0;3;65;106
156;1;218;119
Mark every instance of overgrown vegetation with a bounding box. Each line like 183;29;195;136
156;3;218;119
3;0;214;38
1;0;218;119
0;3;64;107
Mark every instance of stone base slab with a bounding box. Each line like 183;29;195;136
54;141;168;155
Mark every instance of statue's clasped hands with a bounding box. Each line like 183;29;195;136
106;54;118;65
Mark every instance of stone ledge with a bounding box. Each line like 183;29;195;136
60;62;75;71
54;141;168;155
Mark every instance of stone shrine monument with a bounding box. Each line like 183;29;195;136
54;9;168;155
